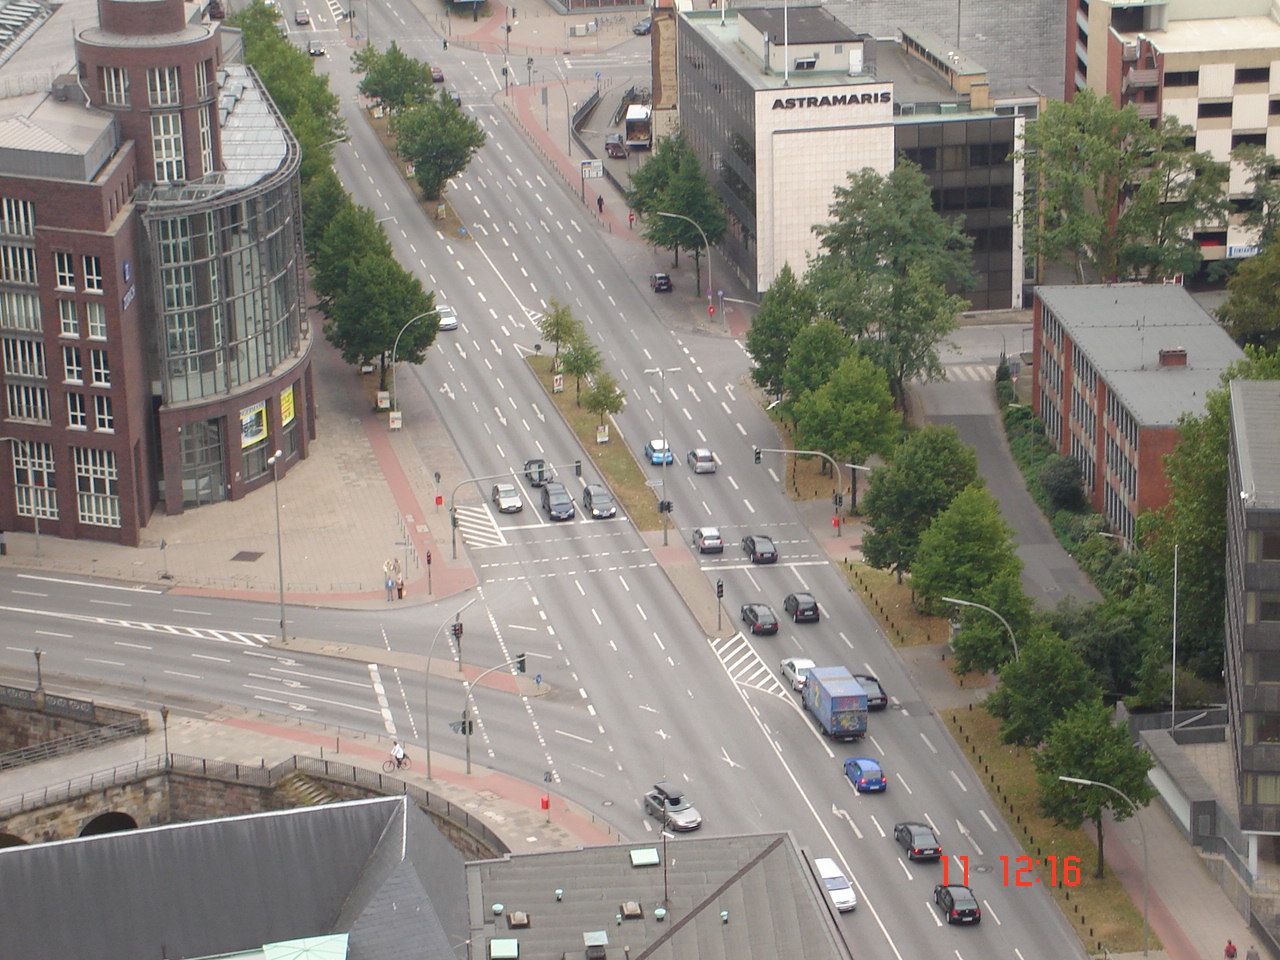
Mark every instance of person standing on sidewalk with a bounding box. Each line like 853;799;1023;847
1245;945;1260;960
396;575;405;600
1225;940;1238;959
385;576;395;602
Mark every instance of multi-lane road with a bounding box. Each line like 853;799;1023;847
0;4;1076;957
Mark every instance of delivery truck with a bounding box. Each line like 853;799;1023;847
802;666;868;741
624;104;652;149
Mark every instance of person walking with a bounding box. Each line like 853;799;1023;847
1245;945;1260;960
596;195;604;215
385;576;395;602
1225;940;1238;959
396;575;405;600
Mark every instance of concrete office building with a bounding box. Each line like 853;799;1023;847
1032;284;1243;544
675;6;1025;307
0;0;313;547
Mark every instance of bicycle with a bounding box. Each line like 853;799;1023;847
382;755;412;773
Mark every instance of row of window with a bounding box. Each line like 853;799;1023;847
1106;390;1139;449
1042;309;1064;349
0;293;109;341
1166;67;1271;89
899;142;1013;172
99;63;213;109
1040;346;1063;395
2;338;110;384
1071;382;1096;444
931;184;1015;213
1039;388;1062;446
1069;434;1096;493
1249;530;1280;563
11;440;120;527
61;346;112;386
4;383;114;429
1071;343;1097;393
1248;592;1280;623
1103;482;1136;546
1105;435;1137;501
53;252;104;294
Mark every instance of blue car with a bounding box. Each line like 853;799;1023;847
642;438;674;465
844;757;887;793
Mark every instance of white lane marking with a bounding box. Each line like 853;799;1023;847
981;900;1001;925
727;475;739;490
920;732;938;754
556;729;594;744
172;608;212;617
743;499;755;514
164;670;202;680
191;653;232;663
950;770;969;792
897;858;913;881
16;574;162;594
89;599;132;608
869;814;886;837
114;641;152;650
896;772;913;794
979;809;998;832
838;631;853;649
85;657;126;666
34;629;72;639
12;590;47;598
635;603;648;621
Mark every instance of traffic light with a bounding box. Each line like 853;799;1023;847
753;447;762;465
451;621;463;640
516;653;527;674
459;711;473;735
450;510;458;528
832;492;844;509
574;459;582;477
658;500;673;513
426;549;432;566
716;578;724;599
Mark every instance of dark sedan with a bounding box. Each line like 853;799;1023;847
784;592;819;623
934;884;981;925
741;534;778;564
740;603;779;636
854;673;888;710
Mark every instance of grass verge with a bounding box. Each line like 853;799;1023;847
528;355;661;531
838;560;951;647
943;706;1157;955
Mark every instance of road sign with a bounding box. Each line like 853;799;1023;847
580;159;604;179
553;373;564;393
388;410;402;430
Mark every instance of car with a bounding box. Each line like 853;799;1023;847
643;781;702;831
853;673;888;710
448;90;462;106
540;481;575;521
306;39;325;56
581;484;617;519
933;884;981;925
650;272;673;293
814;857;857;912
843;757;887;793
740;603;778;636
491;483;523;514
894;821;942;861
642;438;674;465
692;526;723;554
294;8;310;23
741;534;778;564
524;458;550;487
779;656;816;691
436;304;458;331
604;133;627;159
431;66;444;83
633;15;652;35
686;448;716;474
783;592;819;623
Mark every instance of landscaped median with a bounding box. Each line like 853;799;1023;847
839;560;951;647
527;355;661;532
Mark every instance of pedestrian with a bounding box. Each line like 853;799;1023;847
1225;940;1238;959
396;575;405;600
1245;945;1260;960
596;195;604;214
385;576;395;602
442;37;448;50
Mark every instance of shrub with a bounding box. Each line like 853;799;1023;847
995;356;1011;382
995;379;1016;407
1041;454;1086;511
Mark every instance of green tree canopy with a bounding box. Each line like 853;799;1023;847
986;633;1100;746
626;132;687;215
1049;594;1161;699
324;254;435;389
313;204;394;308
560;334;602;403
1034;701;1155;878
911;484;1021;607
1218;242;1280;349
392;90;486;201
538;299;582;362
781;319;852;405
948;567;1035;673
584;372;625;425
357;42;436;110
644;150;728;288
790;353;899;470
745;264;816;397
301;166;351;258
862;425;979;581
1231;144;1280;246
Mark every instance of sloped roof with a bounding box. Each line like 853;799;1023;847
0;795;467;960
1230;379;1280;511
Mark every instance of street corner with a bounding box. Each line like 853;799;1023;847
638;529;697;566
820;529;863;562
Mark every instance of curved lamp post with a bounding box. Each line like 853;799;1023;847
390;310;437;412
940;596;1019;661
267;449;287;644
654;211;711;302
424;596;477;780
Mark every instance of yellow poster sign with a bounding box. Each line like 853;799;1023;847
280;385;295;427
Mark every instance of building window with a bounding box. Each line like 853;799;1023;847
1248;774;1280;805
94;394;113;432
90;348;110;386
67;391;86;429
58;300;78;337
1246;713;1280;745
147;66;182;107
1262;531;1280;562
1165;70;1198;87
0;244;36;285
1261;593;1280;621
1198;101;1232;119
5;383;49;423
73;446;120;527
198;104;214;177
1245;652;1280;683
0;290;41;332
0;197;35;236
62;345;82;382
54;251;75;290
196;59;212;99
1237;67;1270;85
83;255;103;293
151;113;186;183
85;300;106;340
1232;133;1267;150
793;58;817;71
3;336;45;378
12;440;57;519
101;66;129;106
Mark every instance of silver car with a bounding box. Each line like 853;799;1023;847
437;305;458;331
687;447;717;474
779;656;816;691
491;482;522;513
643;781;703;831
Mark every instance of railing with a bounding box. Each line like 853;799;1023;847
0;718;145;771
0;754;166;818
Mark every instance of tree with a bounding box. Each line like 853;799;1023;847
357;42;435;110
584;372;625;425
324;254;435;389
301;167;351;258
538;299;581;364
862;425;979;581
911;484;1021;608
1019;88;1228;282
313;204;394;308
392;90;486;201
1040;454;1086;511
645;150;727;287
1231;144;1280;245
986;633;1100;746
745;264;816;397
560;335;602;404
781;320;852;405
626;132;687;216
1218;242;1280;349
1050;593;1162;699
1035;701;1155;878
949;567;1035;673
790;353;899;470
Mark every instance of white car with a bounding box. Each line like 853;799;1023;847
437;305;458;331
814;857;857;912
491;483;522;513
779;657;816;691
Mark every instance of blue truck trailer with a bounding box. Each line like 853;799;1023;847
802;667;868;741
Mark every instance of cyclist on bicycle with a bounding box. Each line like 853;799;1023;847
391;740;407;769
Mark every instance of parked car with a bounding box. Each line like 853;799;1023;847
843;757;887;793
650;272;673;293
491;483;523;514
306;39;325;56
814;858;857;912
524;458;550;486
853;673;888;710
581;484;617;519
692;527;723;554
294;8;310;24
686;448;716;474
642;438;674;465
741;534;778;564
784;592;819;623
540;481;575;521
633;15;652;34
436;304;458;331
894;821;942;861
740;603;779;636
431;65;444;82
604;133;626;159
448;90;462;106
933;884;981;925
779;656;816;691
643;781;702;831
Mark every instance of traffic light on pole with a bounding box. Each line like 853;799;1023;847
716;578;724;599
516;653;527;674
451;621;463;640
753;447;762;465
574;460;582;477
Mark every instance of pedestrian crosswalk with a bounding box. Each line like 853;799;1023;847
707;633;790;701
941;363;997;382
454;504;508;549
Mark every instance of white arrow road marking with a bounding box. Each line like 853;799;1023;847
720;747;741;768
955;818;984;855
656;728;670;740
532;402;546;422
832;804;863;839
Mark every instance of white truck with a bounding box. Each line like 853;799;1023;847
624;104;652;150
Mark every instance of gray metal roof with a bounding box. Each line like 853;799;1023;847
0;795;468;960
468;833;852;960
739;6;862;45
1035;284;1244;426
1230;379;1280;512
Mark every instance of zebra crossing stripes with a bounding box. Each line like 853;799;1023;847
943;363;997;382
454;504;508;549
708;633;789;701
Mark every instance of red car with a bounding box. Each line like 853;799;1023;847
431;66;444;83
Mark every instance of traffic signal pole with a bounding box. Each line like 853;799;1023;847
461;654;531;774
754;446;846;536
424;597;477;780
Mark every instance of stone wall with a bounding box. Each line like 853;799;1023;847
2;776;167;843
0;700;147;753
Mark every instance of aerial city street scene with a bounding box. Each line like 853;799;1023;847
2;0;1280;957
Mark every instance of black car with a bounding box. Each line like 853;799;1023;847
740;603;779;636
306;39;325;56
933;884;981;925
581;483;617;519
633;15;652;34
894;821;942;861
741;534;778;564
524;458;550;487
541;481;575;521
650;272;673;293
605;133;626;159
854;673;888;710
783;592;819;623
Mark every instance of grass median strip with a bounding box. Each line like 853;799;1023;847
840;561;951;647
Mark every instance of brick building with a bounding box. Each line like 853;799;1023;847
1032;284;1244;543
0;0;313;546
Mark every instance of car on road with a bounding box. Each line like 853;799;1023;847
581;484;617;519
740;603;778;636
431;65;444;82
643;781;702;831
604;133;626;159
779;656;816;691
524;458;550;487
294;8;310;23
894;821;942;861
741;534;778;564
491;483;523;514
306;39;325;56
650;272;672;293
642;438;674;465
814;857;857;912
686;448;716;474
933;884;981;925
540;481;575;521
633;15;652;34
783;591;819;622
448;90;462;106
853;673;888;710
843;757;887;793
436;304;458;331
692;527;723;553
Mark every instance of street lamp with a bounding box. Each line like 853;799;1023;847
644;366;681;546
462;654;527;774
532;67;572;157
425;596;477;780
390;310;437;412
940;596;1019;661
33;647;42;690
321;135;350;148
654;211;712;303
847;463;872;513
1095;531;1133;553
1059;775;1148;957
0;435;42;556
267;449;286;644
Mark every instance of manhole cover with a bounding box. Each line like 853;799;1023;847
231;551;263;562
973;864;993;873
